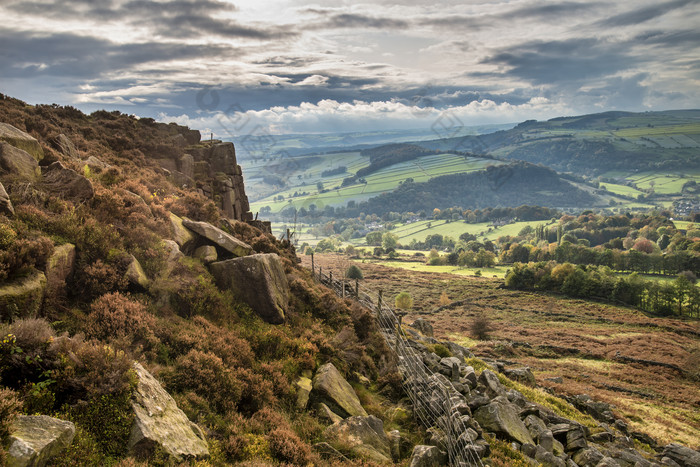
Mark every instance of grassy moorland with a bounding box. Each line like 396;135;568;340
304;254;700;449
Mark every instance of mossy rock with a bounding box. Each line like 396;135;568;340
0;270;46;321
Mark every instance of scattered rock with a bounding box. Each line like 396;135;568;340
194;245;217;264
410;318;434;337
181;218;252;257
7;415;75;467
0;141;40;180
571;446;604;466
565;426;588;452
210;253;289;324
478;369;507;398
162;240;183;264
51;134;79;159
545;377;564;384
84;156;110;169
41;161;94;202
503;367;536;386
324;416;391;463
388;429;413;461
0;270;46;321
311;362;367;419
473;397;534;445
294;376;312;410
0;181;14;215
0;123;44;161
662;443;700;467
45;243;76;297
125;255;149;290
409;444;448;467
313;402;343;424
129;362;209;461
571;394;615;423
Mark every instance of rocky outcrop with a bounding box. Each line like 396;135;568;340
210;253;288;324
0;142;40;180
7;415;75;467
0;270;46;321
181;218;252;258
51;134;78;159
409;445;448;467
662;443;700;466
169;213;195;250
45;243;76;296
0;180;14;215
324;416;391;463
0;123;44;161
409;318;434;337
40;162;94;202
503;367;536;386
129;362;209;461
311;362;367;419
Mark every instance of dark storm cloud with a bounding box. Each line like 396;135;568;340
596;0;696;27
8;0;295;40
0;29;234;78
478;37;640;84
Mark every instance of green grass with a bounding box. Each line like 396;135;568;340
355;258;511;278
599;183;644;197
602;170;700;195
673;221;696;231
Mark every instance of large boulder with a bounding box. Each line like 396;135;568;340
409;445;448;467
0;123;43;161
210;253;288;324
40;162;94;202
324;416;391;463
7;415;75;467
0;270;46;321
125;255;149;290
409;318;434;337
181;218;252;257
662;443;700;467
169;213;195;250
503;367;536;386
129;362;209;461
294;376;312;410
478;369;507;398
44;243;76;297
0;180;14;215
311;362;367;419
0;142;40;180
473;397;534;445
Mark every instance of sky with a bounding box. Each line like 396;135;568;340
1;0;699;137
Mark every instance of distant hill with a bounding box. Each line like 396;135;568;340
354;161;596;215
413;109;700;174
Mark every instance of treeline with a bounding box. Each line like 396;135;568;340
358;144;435;177
505;262;700;318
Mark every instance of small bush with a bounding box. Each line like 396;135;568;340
268;427;312;465
430;344;452;358
471;313;493;340
0;386;22;446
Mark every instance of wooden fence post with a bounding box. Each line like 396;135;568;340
311;253;315;279
319;266;322;282
355;279;359;298
395;313;403;354
377;289;383;319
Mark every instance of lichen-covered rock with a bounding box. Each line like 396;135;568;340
0;180;14;215
410;318;434;337
7;415;75;467
125;255;149;290
478;369;507;398
0;123;44;161
45;243;75;297
0;142;40;180
662;443;700;467
194;245;217;264
473;397;534;445
129;362;209;461
324;416;391;463
409;445;448;467
182;218;252;257
40;161;94;202
311;362;367;419
314;402;343;424
169;213;195;250
0;270;46;321
504;367;536;386
85;156;110;169
388;429;413;461
210;253;288;324
294;376;312;410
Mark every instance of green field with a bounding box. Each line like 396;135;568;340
250;153;501;214
673;221;697;230
602;170;700;195
599;183;644;197
354;258;511;278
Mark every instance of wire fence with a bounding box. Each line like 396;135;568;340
314;267;486;467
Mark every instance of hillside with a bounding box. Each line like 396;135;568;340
352;162;597;216
414;110;700;174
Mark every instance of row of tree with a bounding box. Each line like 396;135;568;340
505;262;700;318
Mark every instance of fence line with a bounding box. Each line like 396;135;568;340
313;266;485;467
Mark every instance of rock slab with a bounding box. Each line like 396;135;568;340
182;218;252;257
129;362;209;461
0;270;46;321
473;397;534;445
45;243;75;296
7;415;75;467
311;362;367;419
210;253;289;324
0;181;13;215
409;445;448;467
41;162;94;202
324;416;391;463
0;142;40;180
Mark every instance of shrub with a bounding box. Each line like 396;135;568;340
268;427;312;465
471;312;493;340
0;386;21;446
346;264;363;280
74;257;130;300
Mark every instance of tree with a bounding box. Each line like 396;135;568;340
395;291;413;311
471;312;492;340
316;181;324;192
438;291;450;306
382;232;398;250
346;264;363;280
366;231;383;246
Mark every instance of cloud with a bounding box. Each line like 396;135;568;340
596;0;696;27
